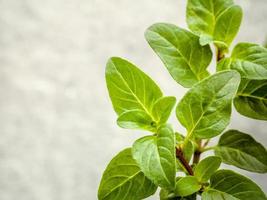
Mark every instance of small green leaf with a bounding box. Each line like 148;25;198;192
194;156;221;183
145;23;212;88
152;96;176;125
176;71;240;139
217;43;267;79
187;0;242;49
215;130;267;173
160;188;196;200
98;148;157;200
234;79;267;120
132;124;176;189
202;170;267;200
117;109;156;131
175;176;201;197
106;57;162;130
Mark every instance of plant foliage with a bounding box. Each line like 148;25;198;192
98;1;267;199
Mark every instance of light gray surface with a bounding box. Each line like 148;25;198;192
0;0;266;199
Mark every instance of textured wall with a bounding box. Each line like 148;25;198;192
0;0;266;199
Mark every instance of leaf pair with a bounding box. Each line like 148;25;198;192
217;43;267;120
186;0;243;50
106;57;176;131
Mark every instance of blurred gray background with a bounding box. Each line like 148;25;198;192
0;0;266;199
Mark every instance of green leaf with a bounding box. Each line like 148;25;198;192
194;156;221;183
187;0;242;49
132;124;176;189
160;188;196;200
117;109;156;131
215;130;267;173
175;176;201;197
202;170;267;200
106;57;162;130
217;43;267;79
176;71;240;139
145;23;212;88
234;79;267;120
152;96;176;125
98;148;157;200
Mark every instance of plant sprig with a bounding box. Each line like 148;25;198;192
98;1;267;199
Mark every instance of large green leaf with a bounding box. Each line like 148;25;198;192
194;156;221;183
202;170;267;200
132;124;176;190
106;57;162;130
176;71;240;139
234;79;267;120
145;23;212;88
152;96;176;125
187;0;242;49
215;130;267;173
175;176;201;197
98;148;157;200
217;43;267;79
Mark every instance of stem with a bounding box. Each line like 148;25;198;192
193;140;202;164
216;47;225;62
176;147;194;176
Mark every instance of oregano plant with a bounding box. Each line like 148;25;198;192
98;1;267;199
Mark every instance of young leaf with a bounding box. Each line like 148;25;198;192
175;176;201;197
106;57;162;129
187;0;242;49
152;96;176;125
98;148;157;200
117;109;156;131
160;188;196;200
202;170;267;200
234;79;267;120
132;124;176;190
215;130;267;173
194;156;221;183
217;43;267;79
145;23;212;88
176;71;240;139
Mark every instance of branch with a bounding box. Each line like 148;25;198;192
176;147;194;175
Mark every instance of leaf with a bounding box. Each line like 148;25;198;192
202;170;267;200
98;148;157;200
145;23;212;88
194;156;221;183
176;71;240;139
215;130;267;173
132;124;176;190
234;79;267;120
152;96;176;125
187;0;242;49
217;43;267;79
160;188;196;200
106;57;162;130
175;176;201;197
117;109;156;131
